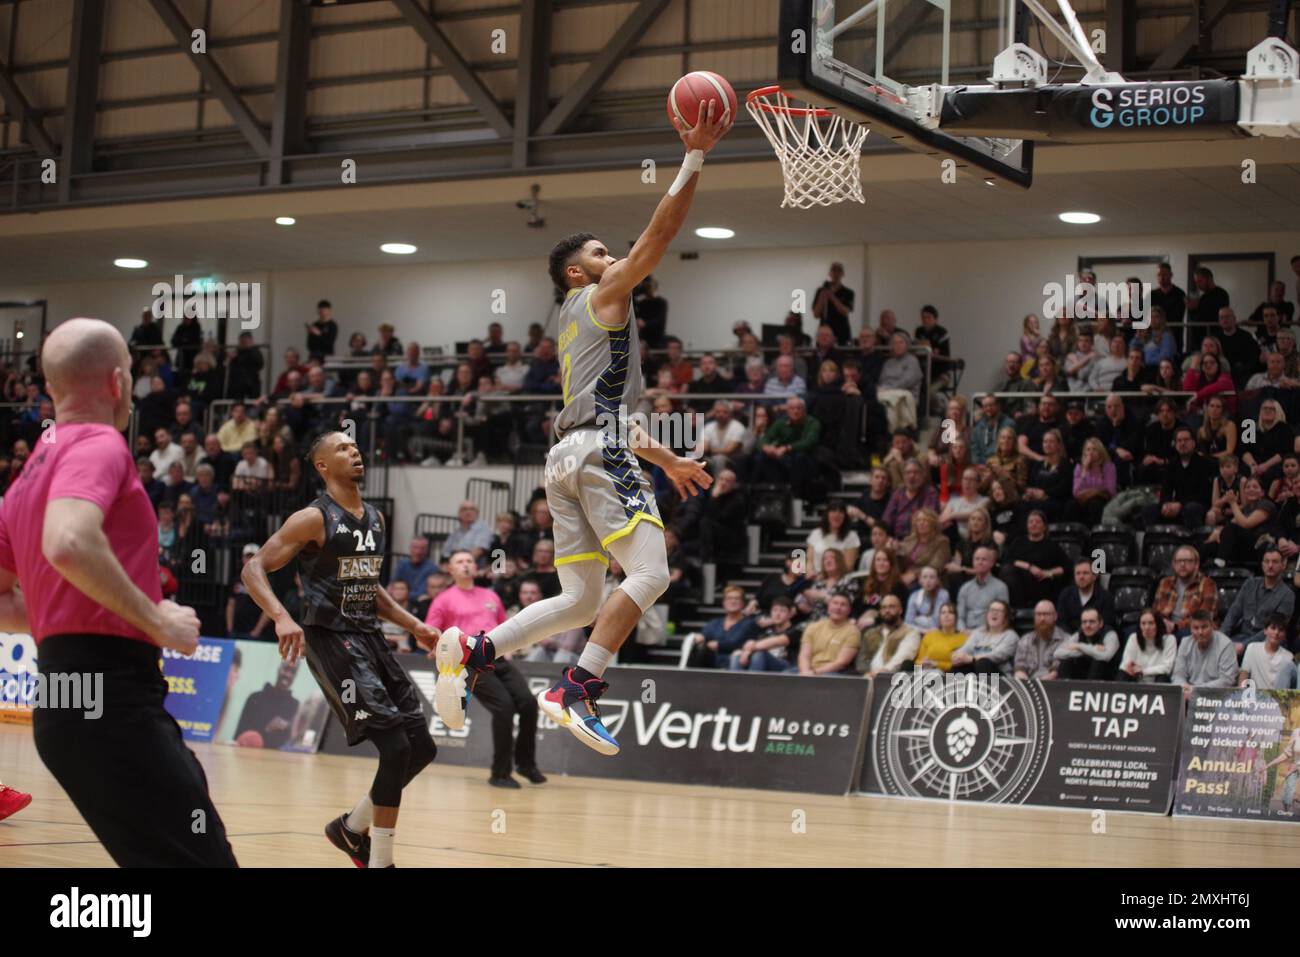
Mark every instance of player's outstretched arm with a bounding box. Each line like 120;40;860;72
243;507;324;663
376;585;438;650
627;421;712;499
594;100;731;313
43;498;199;654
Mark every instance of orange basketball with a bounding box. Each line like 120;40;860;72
667;71;738;129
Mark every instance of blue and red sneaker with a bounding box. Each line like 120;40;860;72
538;669;619;756
432;627;495;730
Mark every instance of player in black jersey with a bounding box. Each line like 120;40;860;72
241;431;441;868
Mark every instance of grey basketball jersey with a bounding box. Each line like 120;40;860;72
552;283;642;440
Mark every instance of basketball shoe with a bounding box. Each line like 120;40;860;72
432;627;495;730
0;784;32;822
325;814;370;868
538;668;619;756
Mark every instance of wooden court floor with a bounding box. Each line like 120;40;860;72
1;724;1296;867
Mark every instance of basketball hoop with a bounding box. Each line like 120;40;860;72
746;85;868;209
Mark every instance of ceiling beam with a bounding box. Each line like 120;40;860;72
270;0;313;185
1148;0;1238;72
0;54;55;156
145;0;271;156
882;2;935;71
536;0;672;137
60;0;106;202
1105;0;1137;74
390;0;513;139
513;0;552;168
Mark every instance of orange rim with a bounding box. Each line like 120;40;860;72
746;85;834;117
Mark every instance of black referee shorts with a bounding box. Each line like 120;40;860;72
32;633;238;868
303;626;426;746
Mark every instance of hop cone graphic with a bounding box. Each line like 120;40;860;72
946;714;979;761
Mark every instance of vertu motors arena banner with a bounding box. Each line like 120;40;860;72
860;673;1183;812
1174;687;1300;822
322;658;872;795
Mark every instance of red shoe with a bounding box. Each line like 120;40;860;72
0;785;32;822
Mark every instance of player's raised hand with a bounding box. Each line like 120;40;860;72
275;614;305;664
665;454;713;499
673;97;732;154
150;599;200;656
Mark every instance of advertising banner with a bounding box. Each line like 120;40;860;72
0;632;37;726
1174;686;1300;822
161;638;235;743
213;639;330;753
860;673;1182;812
322;659;872;795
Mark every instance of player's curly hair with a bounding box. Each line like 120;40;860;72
548;232;597;293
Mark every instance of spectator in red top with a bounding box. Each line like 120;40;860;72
662;337;694;389
1183;351;1236;414
271;347;307;395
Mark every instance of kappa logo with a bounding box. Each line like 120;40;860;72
336;523;349;534
354;709;371;721
624;496;642;509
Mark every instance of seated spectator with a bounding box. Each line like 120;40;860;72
984;425;1028;493
751;396;821;498
955;544;1008;630
925;397;971;469
881;458;939;539
271;347;308;396
687;353;732;410
799;547;856;620
858;594;920;676
987;477;1025;546
660;337;694;390
1250;281;1294;326
1184;351;1236;415
160;461;193;510
1137;397;1181;485
1060;401;1096;462
1000;509;1070;608
411;571;452;623
996;350;1027;396
394;342;430;394
1021;428;1070;521
217;402;259;452
1057;558;1115;634
1253;300;1288;350
805;502;860;571
1018;394;1064;465
233;441;273;491
1239;613;1297;690
775;331;810;380
1013;600;1069;680
949;600;1018;674
149;427;184;476
1243;399;1291;490
896;508;950;587
934;436;974;504
1118;608;1178;683
855;548;909;630
1143;427;1214;529
971;395;1014;466
495;341;529;393
697;468;748;575
689;585;760;668
939;468;988;540
379;580;414;652
1090;335;1129;392
734;357;769;400
729;596;804;673
372;323;402;358
1269;454;1300;504
1064;437;1116;525
1215;307;1260;387
795;593;861;676
876;333;922;431
696;400;747;476
945;507;996;593
1153;545;1218;636
909;602;966;672
1096;393;1144;486
763;354;806;399
1197;395;1237;461
752;555;809;614
202;434;237;488
1246;350;1298;391
523;540;560;597
1136;305;1177;367
177;433;205;482
1055;606;1121;680
1172;610;1239;701
1219;548;1294;653
881;430;919;488
1209;477;1279;566
904;566;949;632
1064;328;1098;391
190;465;220;524
227;545;271;640
439;500;492;564
137;457;165;509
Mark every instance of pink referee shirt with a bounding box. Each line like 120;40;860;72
0;423;162;644
425;585;506;636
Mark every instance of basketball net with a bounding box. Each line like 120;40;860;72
747;86;868;209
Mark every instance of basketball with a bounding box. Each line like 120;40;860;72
668;71;738;128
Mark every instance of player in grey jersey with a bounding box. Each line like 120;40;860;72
433;97;732;755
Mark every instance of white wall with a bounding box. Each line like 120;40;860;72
865;230;1300;392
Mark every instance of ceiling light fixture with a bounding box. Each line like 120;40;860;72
695;227;735;239
114;258;149;269
380;243;418;255
1058;211;1101;224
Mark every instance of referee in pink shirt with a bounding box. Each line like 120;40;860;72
426;550;545;788
0;319;236;866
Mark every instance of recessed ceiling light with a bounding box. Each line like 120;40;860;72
983;178;997;187
275;216;296;226
381;243;417;255
114;258;148;269
695;227;735;240
1058;211;1101;225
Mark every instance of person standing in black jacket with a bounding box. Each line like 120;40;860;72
633;276;668;349
170;314;203;377
129;307;164;351
1095;393;1144;487
306;300;339;360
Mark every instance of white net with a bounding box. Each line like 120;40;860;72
746;87;868;209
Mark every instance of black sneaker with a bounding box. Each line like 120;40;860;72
325;814;370;868
517;766;548;785
488;775;522;789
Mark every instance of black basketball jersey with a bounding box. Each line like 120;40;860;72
299;494;386;632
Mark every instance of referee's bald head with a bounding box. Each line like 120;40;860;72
42;318;134;430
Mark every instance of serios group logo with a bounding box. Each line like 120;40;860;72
0;632;38;721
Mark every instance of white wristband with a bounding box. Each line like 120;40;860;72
668;149;705;196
